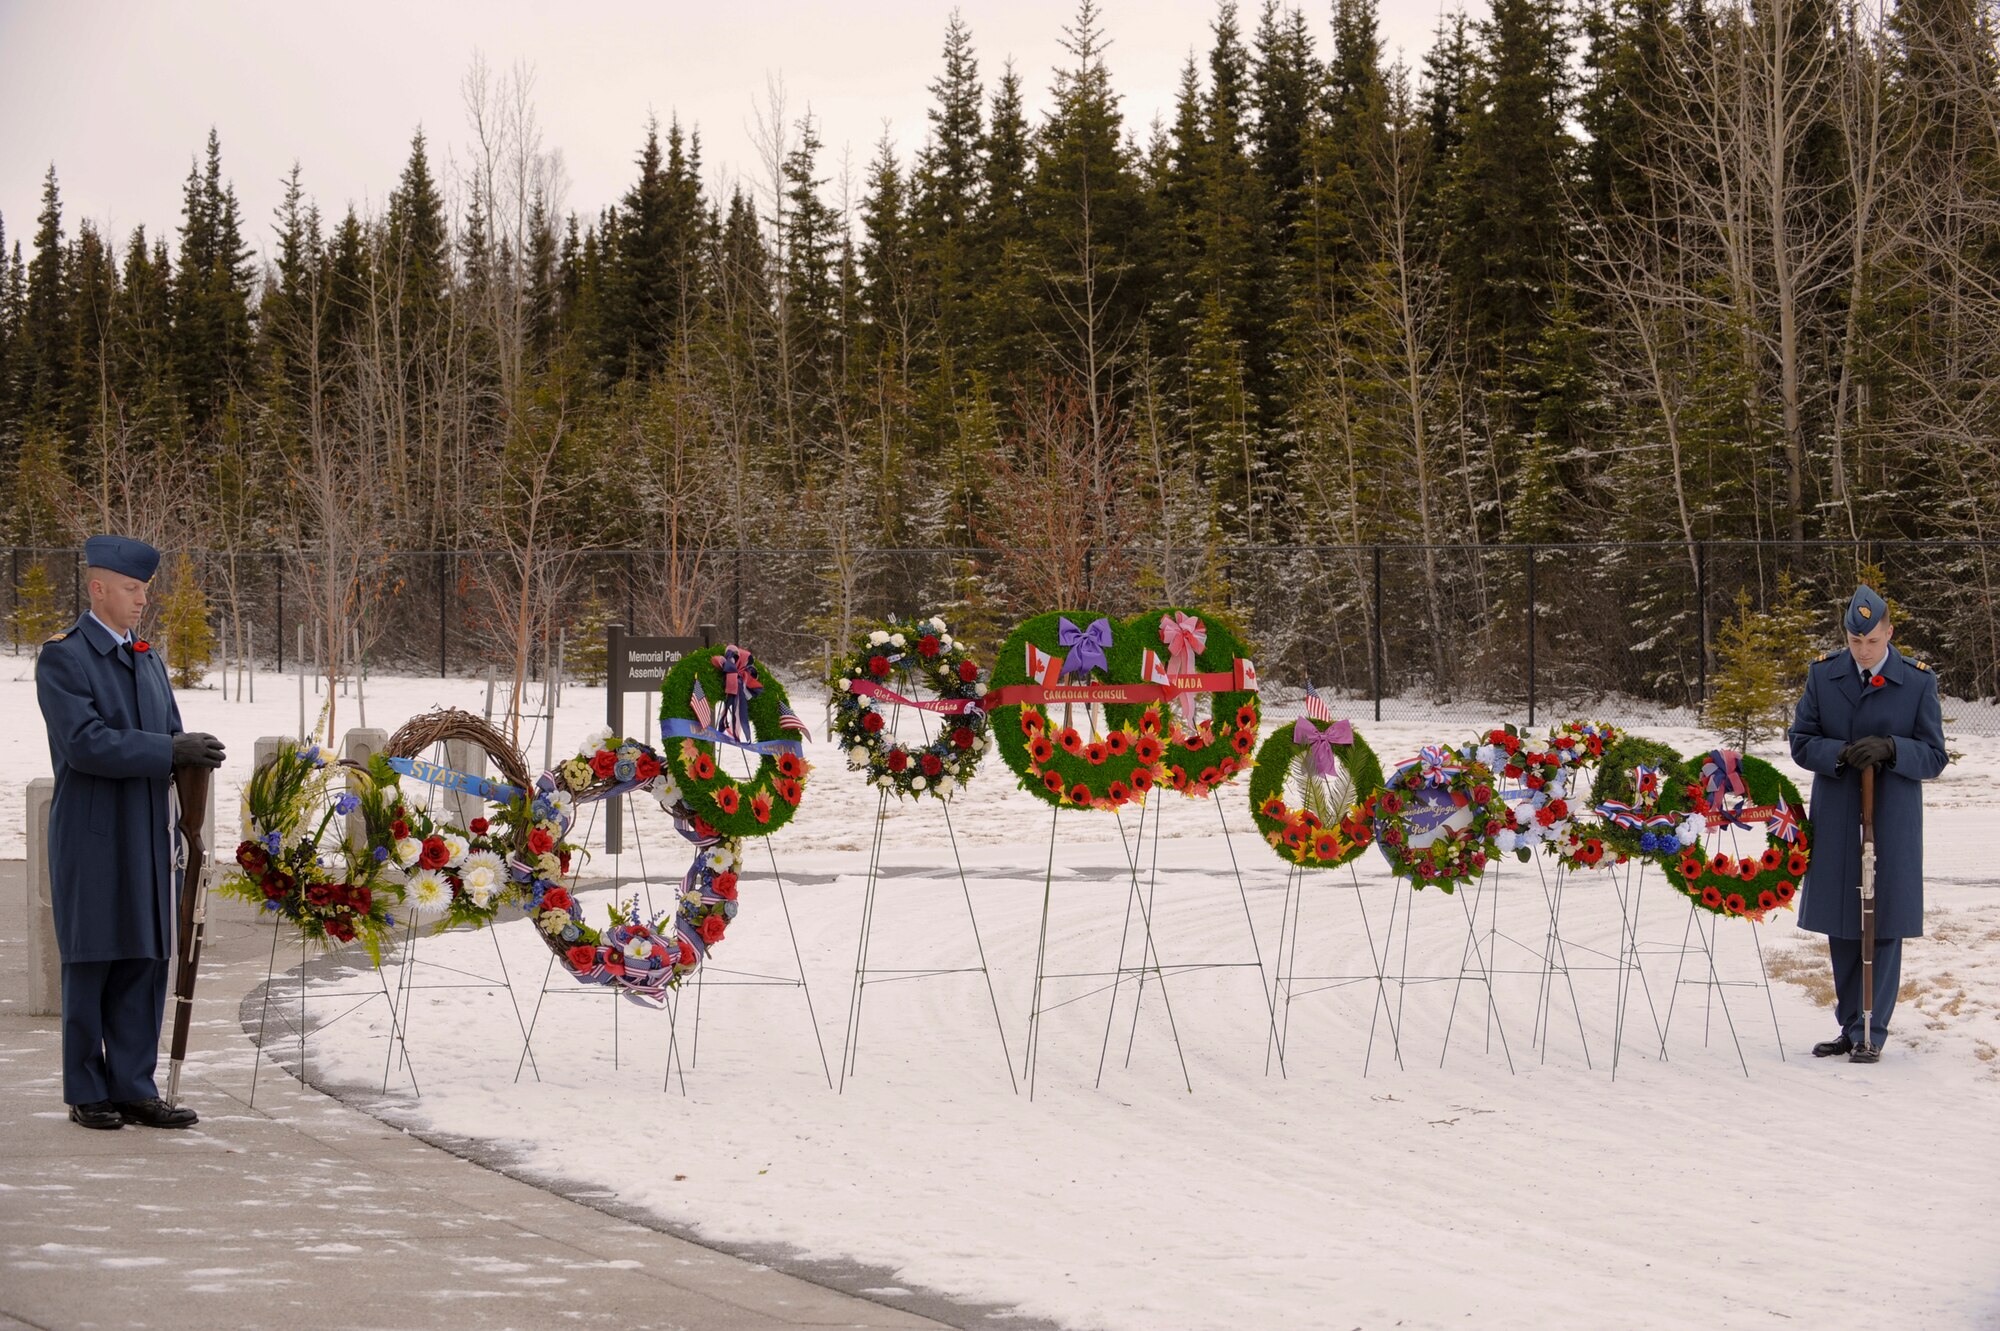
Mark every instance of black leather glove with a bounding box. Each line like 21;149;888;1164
1841;735;1896;770
171;732;226;769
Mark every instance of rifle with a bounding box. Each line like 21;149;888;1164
1859;765;1877;1055
165;765;212;1108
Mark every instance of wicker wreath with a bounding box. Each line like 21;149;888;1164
1104;608;1260;798
1249;716;1381;869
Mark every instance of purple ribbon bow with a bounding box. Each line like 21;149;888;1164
1057;616;1112;679
1293;716;1353;776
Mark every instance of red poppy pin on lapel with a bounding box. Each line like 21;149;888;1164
133;640;150;653
1870;674;1884;687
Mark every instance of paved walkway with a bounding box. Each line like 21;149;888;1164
0;862;976;1331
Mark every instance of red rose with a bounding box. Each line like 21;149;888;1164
701;914;727;944
953;727;976;751
419;836;450;869
1471;852;1487;869
887;749;909;773
468;817;489;835
1451;790;1469;807
590;749;618;778
1534;806;1558;827
920;752;943;777
635;755;661;781
678;940;697;966
862;712;886;734
325;917;355;943
958;660;979;683
918;635;941;658
1503;764;1523;779
1547;799;1569;819
715;786;740;813
869;654;892;677
1381;792;1403;814
540;887;574;913
528;828;555;855
390;819;410;840
1473;785;1493;804
566;945;597;970
693;817;717;839
712;871;739;901
1382;827;1402;846
1525;773;1545;791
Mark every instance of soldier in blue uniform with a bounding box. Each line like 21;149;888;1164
37;537;225;1129
1787;585;1948;1064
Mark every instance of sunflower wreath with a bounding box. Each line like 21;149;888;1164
988;611;1165;811
1104;608;1261;797
826;614;989;799
1249;714;1382;869
1372;742;1511;892
659;644;811;837
1665;750;1810;921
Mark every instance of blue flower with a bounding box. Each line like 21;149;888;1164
532;796;558;821
262;900;279;912
262;831;281;853
721;899;738;920
372;845;390;862
559;923;580;942
333;793;360;816
1639;833;1658;853
613;758;637;782
384;914;396;927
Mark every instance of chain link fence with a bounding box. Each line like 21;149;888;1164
7;541;1995;734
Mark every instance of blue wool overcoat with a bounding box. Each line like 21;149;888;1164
36;615;184;963
1787;644;1947;939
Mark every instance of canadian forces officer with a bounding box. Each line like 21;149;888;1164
36;537;226;1128
1787;585;1947;1064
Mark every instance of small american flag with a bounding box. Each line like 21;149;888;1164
779;705;812;742
1301;681;1332;723
689;678;714;729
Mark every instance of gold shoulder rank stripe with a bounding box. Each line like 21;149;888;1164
43;631;67;643
1815;650;1831;662
1914;659;1931;672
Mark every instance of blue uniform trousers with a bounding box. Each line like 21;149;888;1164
61;958;166;1104
1828;936;1901;1049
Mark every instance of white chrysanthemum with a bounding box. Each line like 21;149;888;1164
439;832;470;866
459;853;504;905
538;908;571;935
407;869;449;911
868;629;889;645
394;837;423;867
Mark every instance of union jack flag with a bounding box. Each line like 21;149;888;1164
1769;795;1803;846
1300;681;1332;723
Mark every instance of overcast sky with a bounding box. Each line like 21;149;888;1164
0;0;1471;265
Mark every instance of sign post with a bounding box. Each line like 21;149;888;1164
605;622;714;853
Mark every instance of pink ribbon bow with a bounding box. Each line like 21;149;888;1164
1160;612;1207;728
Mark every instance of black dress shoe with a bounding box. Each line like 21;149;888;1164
68;1101;123;1130
1848;1045;1882;1064
113;1097;198;1128
1812;1035;1853;1058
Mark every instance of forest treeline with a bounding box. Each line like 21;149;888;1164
0;0;1996;696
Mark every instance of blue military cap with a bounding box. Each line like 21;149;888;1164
1845;584;1888;634
82;535;161;582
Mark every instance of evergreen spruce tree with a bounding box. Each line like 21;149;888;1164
20;167;70;429
973;60;1035;383
911;12;986;377
1704;589;1791;754
171;129;255;430
387;130;450;325
155;551;214;687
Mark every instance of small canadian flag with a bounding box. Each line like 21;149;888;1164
1233;657;1259;691
1026;643;1061;685
1139;649;1171;686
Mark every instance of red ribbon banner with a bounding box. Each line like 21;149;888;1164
982;663;1257;711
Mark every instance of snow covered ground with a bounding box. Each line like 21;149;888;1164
6;654;1999;1330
